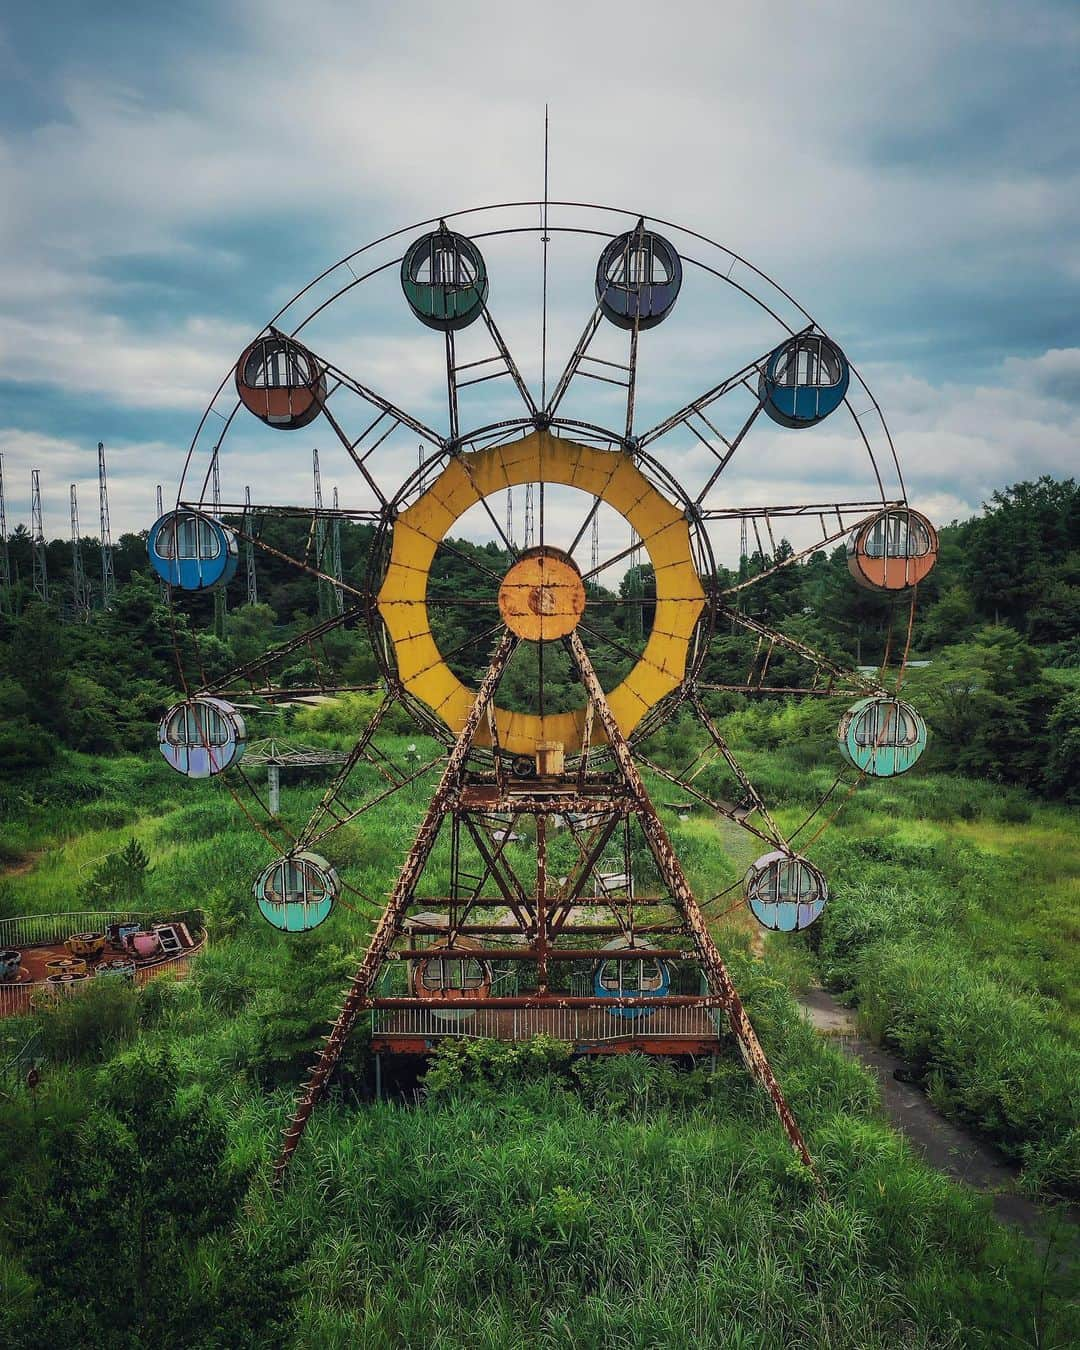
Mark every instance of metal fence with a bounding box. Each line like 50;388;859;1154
0;909;204;950
0;911;145;949
0;912;207;1019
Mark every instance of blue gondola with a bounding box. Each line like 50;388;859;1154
158;696;246;779
596;226;682;330
147;510;238;591
744;851;828;931
253;851;339;933
592;940;671;1020
758;334;850;428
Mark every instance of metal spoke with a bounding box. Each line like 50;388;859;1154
434;536;505;584
721;512;877;597
208;605;363;694
638;326;811;450
543;307;604;418
283;327;444;447
480;307;539;417
718;606;882;695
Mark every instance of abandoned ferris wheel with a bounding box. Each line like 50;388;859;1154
147;201;938;1183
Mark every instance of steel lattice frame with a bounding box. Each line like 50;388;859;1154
159;201;927;1186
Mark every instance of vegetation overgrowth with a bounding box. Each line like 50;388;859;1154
0;473;1076;1342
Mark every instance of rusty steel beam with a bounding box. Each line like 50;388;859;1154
370;994;729;1009
568;631;820;1183
389;947;698;962
398;923;686;936
273;630;518;1185
717;605;882;696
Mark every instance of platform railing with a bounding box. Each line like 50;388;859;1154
371;1002;722;1043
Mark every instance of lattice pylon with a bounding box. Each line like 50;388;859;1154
272;631;819;1189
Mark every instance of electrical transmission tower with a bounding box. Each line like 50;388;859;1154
506;486;513;549
244;485;258;606
627;524;643;642
70;485;91;620
155;485;168;600
31;470;48;603
211;446;227;636
524;482;535;548
313;449;332;619
98;442;115;609
330;486;344;616
0;455;10;611
591;498;600;572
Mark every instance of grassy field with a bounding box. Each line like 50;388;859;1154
0;722;1077;1346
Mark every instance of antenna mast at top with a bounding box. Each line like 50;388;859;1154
70;485;91;621
98;442;115;609
31;469;48;603
540;103;550;408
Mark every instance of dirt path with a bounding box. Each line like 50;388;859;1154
3;851;43;879
798;985;1078;1251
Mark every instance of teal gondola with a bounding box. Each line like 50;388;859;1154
837;696;927;777
254;851;339;933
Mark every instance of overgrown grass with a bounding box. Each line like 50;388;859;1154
0;734;1077;1343
708;699;1080;1197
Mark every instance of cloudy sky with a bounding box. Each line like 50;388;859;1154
1;0;1077;561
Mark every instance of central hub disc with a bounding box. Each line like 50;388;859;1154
498;546;586;640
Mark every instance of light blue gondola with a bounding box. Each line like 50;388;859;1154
744;851;828;932
254;851;339;933
837;696;927;777
592;939;671;1020
147;511;238;591
758;334;850;428
158;695;246;778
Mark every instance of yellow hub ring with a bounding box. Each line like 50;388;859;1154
376;430;706;756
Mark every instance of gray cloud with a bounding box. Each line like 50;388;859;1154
0;0;1077;543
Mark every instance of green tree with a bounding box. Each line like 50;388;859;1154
83;838;151;909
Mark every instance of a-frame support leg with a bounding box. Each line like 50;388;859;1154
273;632;517;1185
568;633;819;1182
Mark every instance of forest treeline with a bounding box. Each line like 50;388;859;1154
4;474;1077;799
